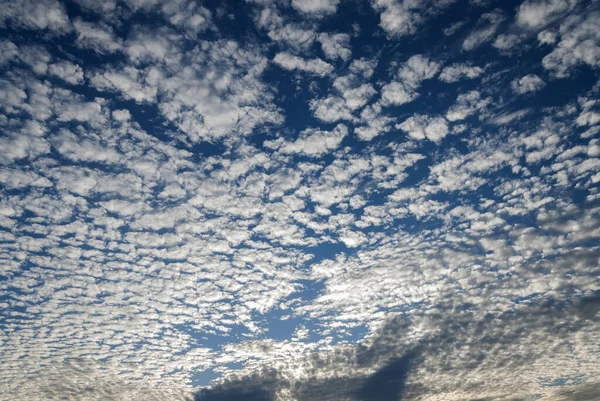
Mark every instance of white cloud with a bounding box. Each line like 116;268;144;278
272;52;334;76
542;11;600;77
493;33;523;51
0;40;18;66
537;29;557;44
516;0;577;29
381;54;440;106
310;96;354;122
446;90;491;121
334;74;376;110
73;19;123;54
291;0;340;15
380;81;417;106
318;32;352;61
576;111;600;126
0;0;71;33
511;74;546;94
48;61;84;85
264;124;348;157
371;0;456;37
439;63;484;83
372;0;422;37
90;66;160;103
50;129;121;164
397;115;449;143
462;9;505;51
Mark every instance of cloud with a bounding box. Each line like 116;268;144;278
318;33;352;61
310;96;354;122
264;124;348;157
372;0;457;38
542;11;600;77
73;19;123;54
291;0;340;15
446;90;491;121
511;74;546;94
462;9;505;51
90;66;160;103
516;0;577;29
1;1;599;400
439;63;485;83
272;52;334;76
0;0;71;33
381;54;440;106
48;61;84;85
189;295;600;401
397;114;449;143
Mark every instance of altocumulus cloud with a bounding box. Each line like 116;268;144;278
0;0;599;400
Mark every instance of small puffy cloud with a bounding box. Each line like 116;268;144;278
398;54;440;85
372;0;422;37
160;0;212;35
371;0;455;38
0;121;50;164
381;81;419;106
111;109;131;122
575;111;600;127
0;40;18;66
90;66;160;103
493;33;523;51
446;90;491;121
397;115;449;143
48;61;84;85
272;52;334;76
268;24;318;51
516;0;577;29
463;9;505;51
50;129;121;164
73;19;123;54
439;63;484;83
537;30;557;45
355;103;394;140
381;54;439;106
310;96;354;123
511;74;546;94
125;27;176;64
291;0;340;15
333;75;377;110
264;124;348;157
318;33;351;61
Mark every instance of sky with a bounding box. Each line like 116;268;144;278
0;0;599;400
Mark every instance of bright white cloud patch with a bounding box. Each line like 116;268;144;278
516;0;577;29
273;52;334;76
381;54;440;106
318;32;352;60
439;63;485;83
265;124;348;156
511;74;546;94
292;0;341;15
397;114;449;143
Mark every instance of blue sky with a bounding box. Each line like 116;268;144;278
0;0;599;400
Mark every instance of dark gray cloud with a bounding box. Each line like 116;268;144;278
191;293;599;401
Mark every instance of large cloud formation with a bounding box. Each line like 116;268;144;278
0;0;599;400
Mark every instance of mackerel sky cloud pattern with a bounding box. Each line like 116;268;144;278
0;0;599;400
